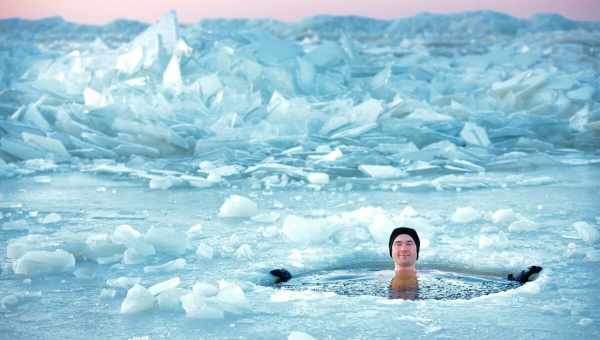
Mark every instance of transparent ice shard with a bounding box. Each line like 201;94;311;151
163;54;183;93
21;132;70;162
115;47;144;75
195;74;222;100
569;105;589;132
21;98;51;131
358;165;406;179
296;57;316;94
460;122;490;147
83;87;110;108
114;143;161;158
567;86;594;101
0;137;47;160
320;99;383;136
129;11;179;70
405;108;453;123
371;64;392;90
251;33;302;65
305;40;346;67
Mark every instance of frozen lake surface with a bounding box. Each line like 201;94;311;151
1;9;600;340
1;164;599;339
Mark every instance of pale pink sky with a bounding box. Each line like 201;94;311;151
1;0;599;24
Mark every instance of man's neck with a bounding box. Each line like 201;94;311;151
394;265;416;275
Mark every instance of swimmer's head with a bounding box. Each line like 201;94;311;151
389;227;420;260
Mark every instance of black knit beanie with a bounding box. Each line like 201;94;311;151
388;227;420;259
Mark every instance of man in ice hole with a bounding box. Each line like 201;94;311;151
385;227;542;299
270;227;542;299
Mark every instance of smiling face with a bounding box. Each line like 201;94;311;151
391;234;418;270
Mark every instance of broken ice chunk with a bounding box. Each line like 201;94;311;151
358;165;406;179
192;282;219;297
112;224;143;248
460;122;490;147
234;244;253;259
573;221;599;244
115;47;143;75
196;244;214;259
252;212;280;224
157;287;188;311
144;227;188;256
113;143;161;158
13;249;75;276
450;207;481;223
305;40;346;67
320;99;383;135
147;277;181;296
478;232;509;249
21;132;70;162
282;215;333;244
296;57;315;93
123;241;156;265
307;172;329;185
214;281;250;314
175;38;193;57
143;258;186;274
83;87;109;108
198;74;223;99
569;105;589;132
148;175;183;190
491;209;516;224
20;99;51;131
371;64;392;90
40;213;62;224
312;147;343;163
508;218;538;232
120;284;155;314
367;212;395;244
186;224;203;240
106;276;142;289
84;233;125;263
130;10;179;69
405;108;453;122
100;288;117;299
1;291;42;309
0;138;46;160
181;292;224;319
218;195;258;218
163;54;183;93
567;86;594;102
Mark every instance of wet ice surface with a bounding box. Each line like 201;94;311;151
1;9;600;340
